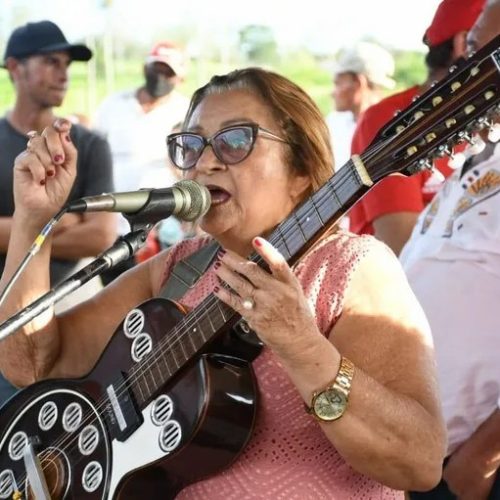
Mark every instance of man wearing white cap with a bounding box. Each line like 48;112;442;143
326;41;395;170
94;41;190;282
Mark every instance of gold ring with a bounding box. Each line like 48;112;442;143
26;130;38;139
242;297;255;311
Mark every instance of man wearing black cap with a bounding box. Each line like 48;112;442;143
0;20;116;402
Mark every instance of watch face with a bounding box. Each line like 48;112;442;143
313;388;347;421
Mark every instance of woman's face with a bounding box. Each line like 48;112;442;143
184;89;310;255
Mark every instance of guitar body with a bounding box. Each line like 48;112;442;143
0;298;259;499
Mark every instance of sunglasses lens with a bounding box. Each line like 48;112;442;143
213;127;254;164
168;134;204;170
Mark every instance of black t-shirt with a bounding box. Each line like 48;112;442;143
0;118;114;285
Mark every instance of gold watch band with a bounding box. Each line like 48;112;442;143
334;357;355;396
305;356;355;415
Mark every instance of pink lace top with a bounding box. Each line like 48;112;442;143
159;231;403;500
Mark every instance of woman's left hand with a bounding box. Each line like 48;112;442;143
213;237;319;356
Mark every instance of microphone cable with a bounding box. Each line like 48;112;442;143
0;207;68;308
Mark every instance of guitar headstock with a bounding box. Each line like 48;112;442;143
363;34;500;183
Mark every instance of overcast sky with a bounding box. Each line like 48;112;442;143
1;0;442;54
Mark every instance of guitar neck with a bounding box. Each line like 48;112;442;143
266;158;373;263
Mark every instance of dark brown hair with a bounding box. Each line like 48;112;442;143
183;67;334;194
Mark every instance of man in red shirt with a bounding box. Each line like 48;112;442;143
349;0;486;255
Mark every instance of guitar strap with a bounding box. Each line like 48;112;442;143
158;240;220;301
158;239;264;361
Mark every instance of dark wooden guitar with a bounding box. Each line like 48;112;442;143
0;35;500;500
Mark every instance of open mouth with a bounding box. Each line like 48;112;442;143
207;185;231;205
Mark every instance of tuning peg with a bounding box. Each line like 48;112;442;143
436;145;451;157
476;116;491;128
448;152;467;169
457;131;471;142
417;158;433;171
469;136;486;154
488;123;500;143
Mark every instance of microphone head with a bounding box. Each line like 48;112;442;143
173;180;211;221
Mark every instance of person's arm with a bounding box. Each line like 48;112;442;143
49;126;118;260
214;237;446;491
50;211;116;259
443;409;500;500
0;211;115;260
0;121;165;388
372;211;420;255
0;217;12;251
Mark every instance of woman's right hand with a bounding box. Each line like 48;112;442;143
13;118;77;226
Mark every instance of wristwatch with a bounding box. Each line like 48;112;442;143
306;357;355;421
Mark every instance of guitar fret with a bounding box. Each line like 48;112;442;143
310;197;325;226
328;178;344;210
293;212;308;243
216;300;229;322
135;373;151;402
135;377;146;403
143;371;153;394
206;309;217;333
295;201;323;240
158;348;172;377
169;347;181;369
189;317;206;352
276;227;292;259
152;357;164;383
177;333;189;361
186;324;198;353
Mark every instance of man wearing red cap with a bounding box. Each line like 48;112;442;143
94;41;190;282
401;1;500;498
349;0;486;255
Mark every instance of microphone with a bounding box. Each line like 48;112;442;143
66;180;211;223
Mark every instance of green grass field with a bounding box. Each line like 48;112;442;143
0;51;426;122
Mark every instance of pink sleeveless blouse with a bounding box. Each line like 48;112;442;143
158;231;403;499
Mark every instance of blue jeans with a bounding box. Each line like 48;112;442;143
0;373;18;407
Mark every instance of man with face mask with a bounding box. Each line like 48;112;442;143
93;41;189;238
93;42;189;282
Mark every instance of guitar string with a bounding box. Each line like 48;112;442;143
17;63;499;485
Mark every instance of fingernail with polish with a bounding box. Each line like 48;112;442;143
254;237;263;247
47;170;55;177
54;154;63;163
214;286;220;293
40;179;46;186
55;118;69;128
65;135;71;143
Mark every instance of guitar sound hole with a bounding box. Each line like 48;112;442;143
25;448;67;500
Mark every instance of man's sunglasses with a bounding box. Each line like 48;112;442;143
166;123;289;171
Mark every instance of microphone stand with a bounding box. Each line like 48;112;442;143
0;228;150;342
